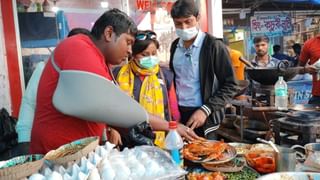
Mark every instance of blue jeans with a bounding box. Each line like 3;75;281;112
309;96;320;105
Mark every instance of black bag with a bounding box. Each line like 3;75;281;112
0;108;18;153
128;121;155;146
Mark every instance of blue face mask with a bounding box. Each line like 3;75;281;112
139;56;159;69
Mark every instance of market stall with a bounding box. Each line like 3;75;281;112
1;136;320;180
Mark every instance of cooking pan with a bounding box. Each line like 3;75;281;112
221;114;248;129
234;80;250;97
289;104;320;111
243;59;300;85
233;119;269;141
246;67;299;85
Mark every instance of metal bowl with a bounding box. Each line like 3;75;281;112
221;115;248;129
233;119;269;141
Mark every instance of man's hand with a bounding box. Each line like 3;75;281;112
304;65;318;74
186;109;207;130
108;128;122;146
177;123;202;141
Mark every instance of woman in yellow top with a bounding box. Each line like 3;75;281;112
114;30;199;147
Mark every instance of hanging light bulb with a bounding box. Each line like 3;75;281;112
101;1;109;8
52;0;59;13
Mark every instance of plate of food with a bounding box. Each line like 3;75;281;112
45;136;99;164
228;142;252;156
0;154;44;180
187;163;260;180
202;158;245;172
257;172;320;180
187;171;225;180
183;140;237;164
245;150;276;174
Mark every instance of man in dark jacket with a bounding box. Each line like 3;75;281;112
169;0;237;138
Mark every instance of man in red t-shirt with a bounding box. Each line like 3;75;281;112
299;34;320;105
29;9;137;154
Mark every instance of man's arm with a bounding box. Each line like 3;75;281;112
203;40;237;114
298;42;317;74
186;40;237;130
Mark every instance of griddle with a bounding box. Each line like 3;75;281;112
286;111;320;123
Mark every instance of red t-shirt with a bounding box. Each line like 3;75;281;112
300;35;320;96
30;34;112;154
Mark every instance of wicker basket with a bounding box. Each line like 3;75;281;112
0;154;44;180
45;136;99;165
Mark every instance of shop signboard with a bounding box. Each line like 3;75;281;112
250;14;293;37
288;80;312;104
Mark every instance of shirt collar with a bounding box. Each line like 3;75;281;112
177;30;205;48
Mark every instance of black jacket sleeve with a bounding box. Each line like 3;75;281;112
203;40;237;114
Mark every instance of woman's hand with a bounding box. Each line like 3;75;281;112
108;127;123;146
177;123;202;142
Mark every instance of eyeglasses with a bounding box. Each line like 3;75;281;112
135;32;157;41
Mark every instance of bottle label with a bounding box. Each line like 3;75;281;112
275;88;288;97
170;149;183;167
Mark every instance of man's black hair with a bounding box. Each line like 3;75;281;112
253;36;269;44
91;8;137;40
292;43;301;55
170;0;199;19
273;45;281;53
67;28;91;37
132;30;159;56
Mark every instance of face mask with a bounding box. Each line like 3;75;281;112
175;26;199;41
139;56;159;69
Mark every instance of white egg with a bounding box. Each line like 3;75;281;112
114;169;130;180
47;171;63;180
56;166;66;175
76;171;87;180
126;156;139;168
101;167;116;180
67;163;80;176
100;158;112;171
112;161;131;175
29;173;46;180
63;172;72;180
89;151;102;166
104;142;116;151
80;159;94;174
130;162;145;178
96;146;108;158
135;151;149;161
42;167;52;177
144;160;160;177
87;167;101;180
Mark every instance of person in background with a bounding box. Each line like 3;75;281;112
252;36;281;68
114;30;199;146
169;0;237;139
15;28;91;155
30;9;137;154
272;44;294;63
298;35;320;105
292;43;301;66
223;37;245;80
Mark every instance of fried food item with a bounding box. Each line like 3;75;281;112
183;140;229;162
187;172;225;180
245;150;276;173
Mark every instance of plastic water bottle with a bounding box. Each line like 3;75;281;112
275;76;288;110
164;121;184;167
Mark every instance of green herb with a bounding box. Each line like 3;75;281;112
224;167;259;180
